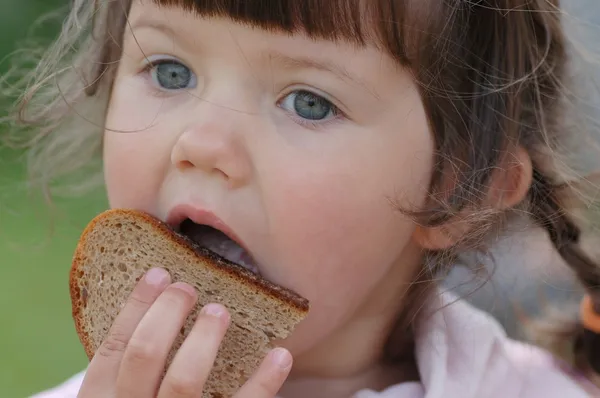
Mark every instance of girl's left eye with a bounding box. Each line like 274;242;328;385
147;59;197;91
279;90;339;122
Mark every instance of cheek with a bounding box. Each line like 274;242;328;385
266;116;433;304
102;80;175;210
271;162;428;296
103;136;163;211
268;140;433;354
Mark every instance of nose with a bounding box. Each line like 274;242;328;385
171;116;252;188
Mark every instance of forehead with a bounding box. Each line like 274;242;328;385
146;0;415;62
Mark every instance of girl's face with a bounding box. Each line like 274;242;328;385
104;1;434;371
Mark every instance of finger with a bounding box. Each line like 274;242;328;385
116;282;198;398
157;303;230;398
78;268;171;397
232;348;293;398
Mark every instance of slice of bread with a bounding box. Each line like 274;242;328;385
70;209;309;397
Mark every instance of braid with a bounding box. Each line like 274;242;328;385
530;168;600;373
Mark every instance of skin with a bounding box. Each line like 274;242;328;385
83;1;438;397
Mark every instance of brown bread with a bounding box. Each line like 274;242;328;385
70;209;309;398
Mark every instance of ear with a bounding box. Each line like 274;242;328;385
412;218;472;251
413;146;533;251
487;145;533;210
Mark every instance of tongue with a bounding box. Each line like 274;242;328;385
182;224;259;274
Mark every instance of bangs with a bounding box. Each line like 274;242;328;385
152;0;418;62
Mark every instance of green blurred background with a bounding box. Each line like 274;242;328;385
0;1;107;396
1;1;599;397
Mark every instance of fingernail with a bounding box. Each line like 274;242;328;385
144;268;170;286
271;348;292;370
201;303;227;318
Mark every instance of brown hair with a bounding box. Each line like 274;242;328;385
3;0;600;378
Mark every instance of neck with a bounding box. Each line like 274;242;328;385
280;316;419;398
280;362;418;398
280;242;424;398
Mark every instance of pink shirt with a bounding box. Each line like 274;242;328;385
31;291;598;397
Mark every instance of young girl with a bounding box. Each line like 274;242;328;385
5;0;600;397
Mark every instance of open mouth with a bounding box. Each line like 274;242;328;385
177;218;260;275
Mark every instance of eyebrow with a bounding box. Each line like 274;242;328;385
128;17;177;37
127;18;378;97
126;17;202;59
266;51;375;94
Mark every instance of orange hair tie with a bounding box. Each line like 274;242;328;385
581;295;600;334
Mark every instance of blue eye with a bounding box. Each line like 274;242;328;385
280;90;337;121
149;60;196;90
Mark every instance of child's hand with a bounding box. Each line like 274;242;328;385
77;268;292;397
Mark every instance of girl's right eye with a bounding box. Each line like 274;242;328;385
146;59;197;91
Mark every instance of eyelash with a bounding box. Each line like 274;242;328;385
277;90;347;130
139;57;195;96
290;111;345;130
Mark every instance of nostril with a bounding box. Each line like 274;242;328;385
177;160;194;170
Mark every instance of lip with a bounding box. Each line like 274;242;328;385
166;204;252;256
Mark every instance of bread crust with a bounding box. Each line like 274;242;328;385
70;208;309;361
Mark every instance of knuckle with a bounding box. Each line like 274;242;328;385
127;291;155;308
97;328;129;358
125;337;161;364
165;375;199;397
260;379;278;395
252;375;279;396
